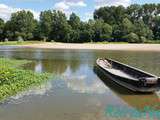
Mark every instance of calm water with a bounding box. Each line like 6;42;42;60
0;46;160;120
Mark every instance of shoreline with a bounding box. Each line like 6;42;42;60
19;43;160;52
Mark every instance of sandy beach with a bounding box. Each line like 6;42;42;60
20;43;160;51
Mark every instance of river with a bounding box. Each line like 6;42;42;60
0;46;160;120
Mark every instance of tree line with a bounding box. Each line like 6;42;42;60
0;4;160;43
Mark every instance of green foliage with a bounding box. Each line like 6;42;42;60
126;4;142;22
39;10;53;40
0;41;43;45
0;58;30;68
140;36;147;43
0;18;4;41
79;30;93;42
0;58;52;101
134;19;153;40
112;24;124;41
122;18;134;35
153;16;160;40
94;6;126;25
94;4;159;42
3;10;36;40
93;19;112;42
50;10;72;42
69;13;81;30
123;32;140;43
69;30;80;43
0;3;160;43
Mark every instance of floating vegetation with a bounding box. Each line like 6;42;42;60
0;58;53;101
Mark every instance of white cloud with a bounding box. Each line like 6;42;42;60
54;0;87;17
54;1;70;11
67;1;87;7
62;74;108;94
95;0;131;9
0;4;40;21
83;12;93;21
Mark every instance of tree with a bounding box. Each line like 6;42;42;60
0;18;4;41
69;30;80;43
68;13;81;42
92;19;112;42
3;21;14;40
1;3;160;43
33;20;41;40
50;10;72;42
142;4;157;28
94;6;126;25
134;19;153;40
112;24;124;41
121;18;134;35
126;4;142;22
79;30;93;43
100;23;112;41
39;10;53;40
68;13;81;30
6;10;36;40
153;16;160;40
79;21;94;43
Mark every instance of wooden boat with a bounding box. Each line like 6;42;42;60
96;58;160;93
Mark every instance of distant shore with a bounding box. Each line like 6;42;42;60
19;43;160;52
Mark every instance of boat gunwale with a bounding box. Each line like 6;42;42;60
104;58;158;78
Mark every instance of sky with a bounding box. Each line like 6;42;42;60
0;0;160;21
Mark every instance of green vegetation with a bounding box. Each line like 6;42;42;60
0;41;43;45
0;4;160;43
0;58;52;101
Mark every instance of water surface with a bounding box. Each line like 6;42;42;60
0;47;160;120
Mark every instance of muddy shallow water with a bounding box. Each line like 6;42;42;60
0;46;160;120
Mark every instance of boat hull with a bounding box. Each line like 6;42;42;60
96;59;160;93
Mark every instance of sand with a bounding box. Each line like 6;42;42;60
21;43;160;51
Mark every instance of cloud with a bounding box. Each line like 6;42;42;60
0;4;39;21
54;1;70;11
67;1;87;7
54;0;87;16
84;12;93;21
62;74;108;94
95;0;131;9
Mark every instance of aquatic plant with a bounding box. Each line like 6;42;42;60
0;58;52;101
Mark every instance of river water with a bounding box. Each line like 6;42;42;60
0;46;160;120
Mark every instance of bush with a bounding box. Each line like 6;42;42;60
4;38;8;42
124;32;140;43
17;36;24;42
140;36;147;43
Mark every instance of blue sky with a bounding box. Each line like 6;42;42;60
0;0;160;21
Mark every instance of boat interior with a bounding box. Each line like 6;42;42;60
97;58;157;80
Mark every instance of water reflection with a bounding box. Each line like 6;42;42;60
0;47;160;120
94;65;160;111
62;74;108;94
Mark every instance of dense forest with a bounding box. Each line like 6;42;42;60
0;4;160;43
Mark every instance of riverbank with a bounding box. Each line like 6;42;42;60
0;41;43;45
21;42;160;52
